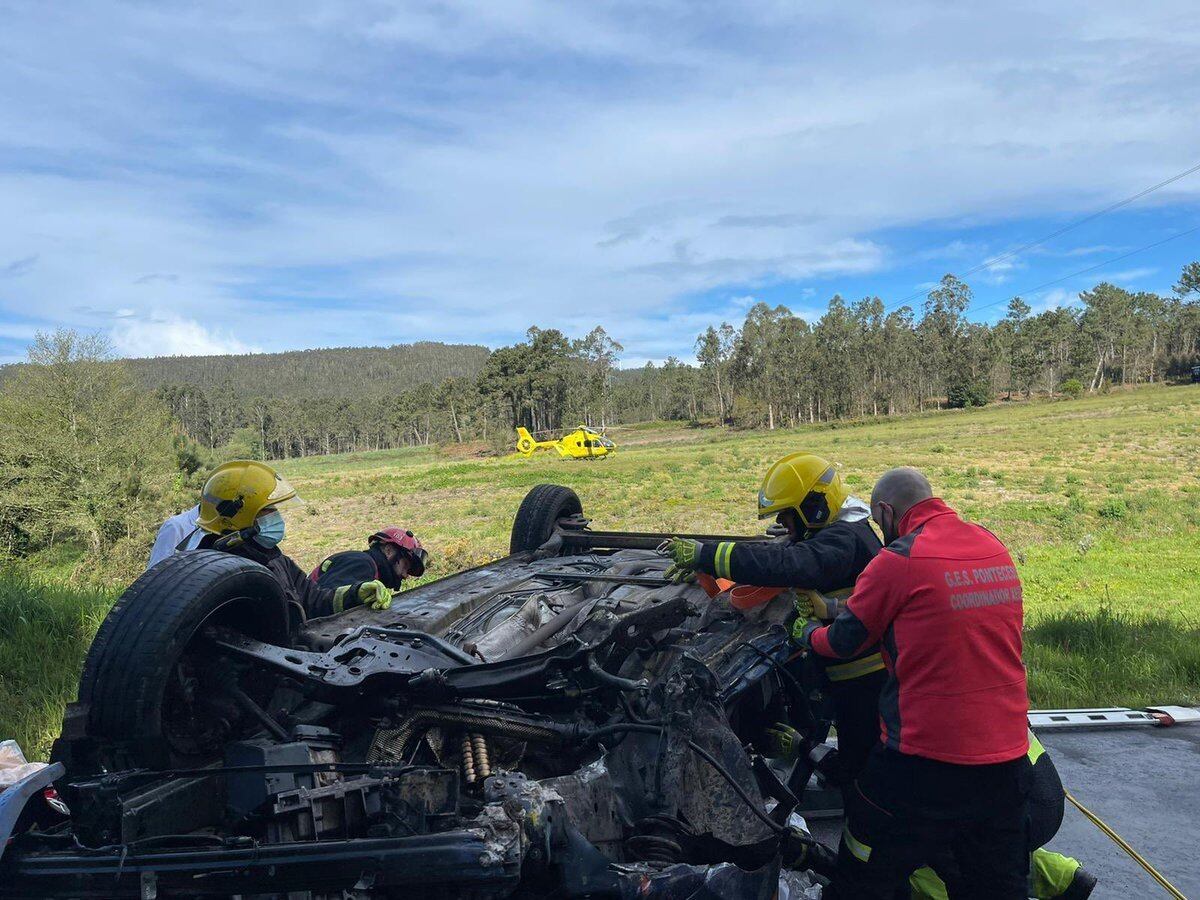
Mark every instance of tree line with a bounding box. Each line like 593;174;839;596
647;269;1200;429
95;264;1200;455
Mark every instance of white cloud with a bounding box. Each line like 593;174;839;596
980;257;1025;286
917;240;984;262
0;1;1198;361
1028;288;1079;313
1060;244;1126;257
1102;267;1158;285
0;322;40;343
110;314;262;358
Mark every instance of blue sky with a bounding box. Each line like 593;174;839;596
1;1;1199;365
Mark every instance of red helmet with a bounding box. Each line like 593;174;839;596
369;527;427;576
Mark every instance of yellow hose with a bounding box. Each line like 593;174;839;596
1064;788;1188;899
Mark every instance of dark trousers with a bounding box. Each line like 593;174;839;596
825;667;887;784
826;747;1029;900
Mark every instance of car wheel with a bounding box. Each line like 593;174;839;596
70;550;290;770
509;484;583;554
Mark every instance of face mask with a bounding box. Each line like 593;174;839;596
253;510;286;548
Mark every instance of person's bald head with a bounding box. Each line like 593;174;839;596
871;467;933;543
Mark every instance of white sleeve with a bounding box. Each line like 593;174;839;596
147;523;182;569
146;507;201;570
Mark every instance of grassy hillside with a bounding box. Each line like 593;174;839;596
3;384;1198;757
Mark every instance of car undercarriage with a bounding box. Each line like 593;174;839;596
0;484;836;899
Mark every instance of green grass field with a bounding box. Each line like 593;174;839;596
3;384;1198;758
0;574;116;760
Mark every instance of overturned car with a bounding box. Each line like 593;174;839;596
0;485;838;898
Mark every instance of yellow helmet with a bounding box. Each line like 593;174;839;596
197;461;301;534
757;453;847;530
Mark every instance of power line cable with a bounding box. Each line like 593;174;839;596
884;159;1200;312
961;221;1200;318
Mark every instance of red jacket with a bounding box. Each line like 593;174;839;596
809;497;1028;765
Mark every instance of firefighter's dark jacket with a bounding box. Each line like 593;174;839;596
696;510;885;686
198;534;352;619
312;547;391;591
695;514;882;594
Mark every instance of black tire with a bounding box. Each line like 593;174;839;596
509;484;583;554
75;550;289;765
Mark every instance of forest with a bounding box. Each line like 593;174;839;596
117;263;1200;459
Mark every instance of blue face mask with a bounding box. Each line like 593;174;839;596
253;510;286;548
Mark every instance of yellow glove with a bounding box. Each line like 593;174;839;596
765;723;803;760
794;592;814;619
664;537;701;569
664;563;698;584
792;617;822;650
358;580;393;610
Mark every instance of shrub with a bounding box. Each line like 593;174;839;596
1060;378;1084;399
1097;498;1128;519
946;376;992;409
0;331;183;565
218;426;266;463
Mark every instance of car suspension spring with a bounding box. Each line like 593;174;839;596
461;733;476;784
367;705;570;763
625;833;683;865
626;815;688;865
471;733;491;779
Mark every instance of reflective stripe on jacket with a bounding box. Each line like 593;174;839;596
695;504;884;680
695;513;881;594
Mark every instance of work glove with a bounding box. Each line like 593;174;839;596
791;617;822;651
793;591;814;620
358;580;394;611
764;723;804;760
664;563;698;584
661;537;702;583
664;536;701;568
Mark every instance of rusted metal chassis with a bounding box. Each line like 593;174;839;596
211;592;695;701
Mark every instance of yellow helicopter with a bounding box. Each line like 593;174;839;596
515;426;616;460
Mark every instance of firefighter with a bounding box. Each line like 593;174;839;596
908;730;1096;898
194;461;393;620
662;452;885;783
796;467;1031;899
311;527;428;592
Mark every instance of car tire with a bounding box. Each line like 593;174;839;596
76;550;289;755
509;484;583;554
